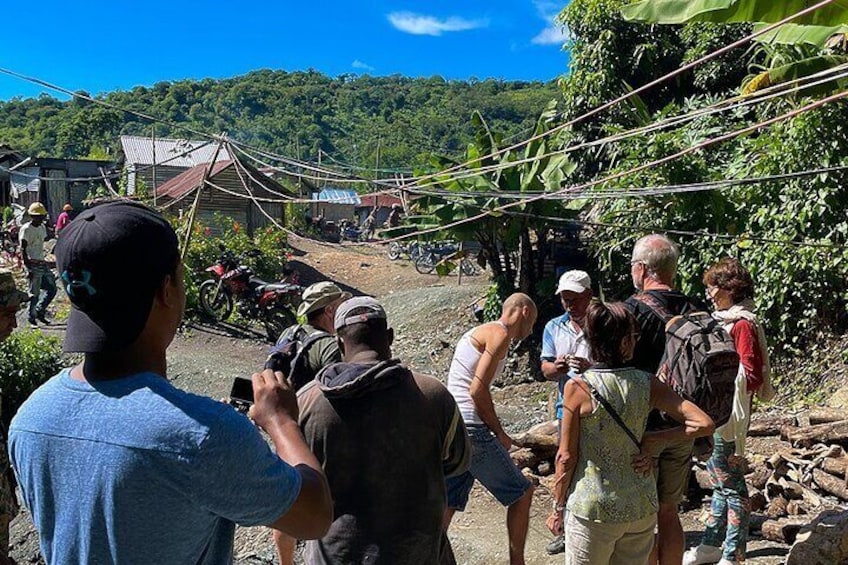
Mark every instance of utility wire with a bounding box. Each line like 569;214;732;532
389;0;838;193
384;88;848;243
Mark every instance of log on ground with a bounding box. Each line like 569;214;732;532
785;420;848;448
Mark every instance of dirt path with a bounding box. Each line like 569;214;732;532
8;236;794;564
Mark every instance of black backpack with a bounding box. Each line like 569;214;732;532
265;326;334;391
633;293;739;428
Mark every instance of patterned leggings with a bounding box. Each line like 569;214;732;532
702;435;750;562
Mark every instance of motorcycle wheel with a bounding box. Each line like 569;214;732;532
415;253;436;274
199;280;234;321
460;258;478;276
387;242;401;261
263;307;297;343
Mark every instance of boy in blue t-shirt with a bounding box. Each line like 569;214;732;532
9;202;332;565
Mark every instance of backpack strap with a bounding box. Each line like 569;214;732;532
292;330;335;365
632;291;673;323
574;374;642;449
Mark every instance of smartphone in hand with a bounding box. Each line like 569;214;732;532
229;377;254;414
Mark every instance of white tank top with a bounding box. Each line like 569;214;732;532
447;322;507;425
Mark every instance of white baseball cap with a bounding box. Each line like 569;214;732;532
555;270;591;295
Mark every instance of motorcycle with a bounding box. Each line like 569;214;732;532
0;222;18;255
198;246;302;342
339;220;363;242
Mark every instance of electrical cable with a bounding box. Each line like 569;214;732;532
384;88;848;243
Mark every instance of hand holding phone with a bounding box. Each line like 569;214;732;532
229;377;254;414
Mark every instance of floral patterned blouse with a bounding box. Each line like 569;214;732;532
566;368;658;523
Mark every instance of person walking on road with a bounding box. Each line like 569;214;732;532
18;203;56;326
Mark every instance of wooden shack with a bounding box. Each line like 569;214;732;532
155;159;293;236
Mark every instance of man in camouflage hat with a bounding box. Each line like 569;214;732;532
0;270;27;565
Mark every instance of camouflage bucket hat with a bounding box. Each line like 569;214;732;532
0;270;29;308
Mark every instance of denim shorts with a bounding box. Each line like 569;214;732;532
446;424;532;511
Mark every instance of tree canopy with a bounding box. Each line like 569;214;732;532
0;70;561;172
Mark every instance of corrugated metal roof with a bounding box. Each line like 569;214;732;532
358;193;402;208
156;159;295;201
156;161;233;200
120;135;231;167
312;188;361;205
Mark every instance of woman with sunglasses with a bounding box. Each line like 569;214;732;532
547;301;714;565
684;258;773;565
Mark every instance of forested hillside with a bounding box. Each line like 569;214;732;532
0;70;561;170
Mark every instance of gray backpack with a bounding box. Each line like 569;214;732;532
634;293;739;428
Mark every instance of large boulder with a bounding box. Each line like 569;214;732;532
786;509;848;565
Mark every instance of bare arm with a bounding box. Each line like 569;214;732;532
546;379;588;535
469;327;511;447
20;239;31;268
250;370;333;540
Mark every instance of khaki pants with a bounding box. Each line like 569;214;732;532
564;512;656;565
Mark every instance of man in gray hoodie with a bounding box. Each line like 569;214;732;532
297;296;470;564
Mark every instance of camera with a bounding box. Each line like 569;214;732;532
229;377;254;414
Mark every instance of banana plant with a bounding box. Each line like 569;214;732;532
382;101;579;291
621;0;848;94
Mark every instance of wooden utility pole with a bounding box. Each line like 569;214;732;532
181;138;225;260
151;124;157;206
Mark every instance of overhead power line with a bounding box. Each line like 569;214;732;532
385;88;848;243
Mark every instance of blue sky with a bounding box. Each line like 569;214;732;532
0;0;571;101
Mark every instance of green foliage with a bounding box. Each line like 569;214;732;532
483;279;509;322
177;214;290;314
0;330;64;427
0;71;561;170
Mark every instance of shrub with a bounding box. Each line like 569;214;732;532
0;330;64;427
173;214;291;314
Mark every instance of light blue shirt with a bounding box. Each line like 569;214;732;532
9;370;301;565
541;313;591;419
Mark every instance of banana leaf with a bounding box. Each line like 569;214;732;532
741;55;848;95
621;0;848;27
753;22;848;47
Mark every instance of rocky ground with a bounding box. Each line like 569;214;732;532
7;234;836;564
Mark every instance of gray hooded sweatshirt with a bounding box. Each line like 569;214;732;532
297;356;469;564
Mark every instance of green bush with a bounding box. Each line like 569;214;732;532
174;214;291;314
0;330;64;427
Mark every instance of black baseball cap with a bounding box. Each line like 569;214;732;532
55;201;180;353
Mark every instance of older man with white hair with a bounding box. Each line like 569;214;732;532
625;234;703;565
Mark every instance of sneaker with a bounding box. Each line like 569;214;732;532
36;312;50;324
545;534;565;555
27;315;37;326
683;544;723;565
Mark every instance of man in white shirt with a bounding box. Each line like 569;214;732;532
539;270;593;555
18;203;56;326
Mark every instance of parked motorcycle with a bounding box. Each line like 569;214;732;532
0;221;18;255
199;246;302;342
339;220;364;242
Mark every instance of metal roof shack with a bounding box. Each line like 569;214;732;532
119;135;232;196
156;159;294;236
310;188;361;223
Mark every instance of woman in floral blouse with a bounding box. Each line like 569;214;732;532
547;301;714;565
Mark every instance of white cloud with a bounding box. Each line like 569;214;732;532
532;24;571;45
530;1;571;46
387;11;489;36
352;60;375;72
